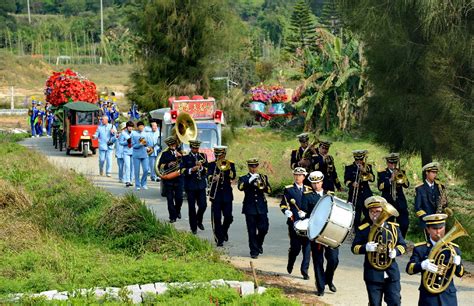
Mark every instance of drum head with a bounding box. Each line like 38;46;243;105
308;195;332;240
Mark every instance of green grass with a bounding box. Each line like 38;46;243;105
227;128;473;259
0;134;253;300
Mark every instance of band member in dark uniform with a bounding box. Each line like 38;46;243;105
157;136;183;223
208;146;236;247
238;158;271;259
344;150;375;229
290;133;309;169
301;171;339;296
406;214;465;306
414;162;447;228
377;153;410;237
280;167;312;280
352;196;407;306
313;140;342;192
181;140;208;234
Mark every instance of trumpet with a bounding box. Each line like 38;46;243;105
254;173;266;190
391;160;408;201
139;137;147;146
194;155;206;180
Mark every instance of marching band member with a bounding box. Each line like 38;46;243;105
352;196;406;306
290;133;310;170
29;99;38;138
313;140;342;192
280;167;312;280
207;146;236;247
131;121;152;190
119;121;135;187
415;162;446;228
301;171;339;296
147;120;161;182
93;115;116;177
115;122;126;183
158;136;184;223
344;150;375;228
377;153;410;237
406;214;465;306
238;158;271;259
181;140;208;234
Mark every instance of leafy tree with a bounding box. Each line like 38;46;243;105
0;0;17;32
286;0;317;53
126;0;242;111
62;0;87;16
319;0;342;34
339;0;473;182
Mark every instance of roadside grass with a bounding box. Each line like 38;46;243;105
227;128;473;259
0;134;251;299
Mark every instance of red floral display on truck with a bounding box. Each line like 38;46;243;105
44;69;98;106
250;84;288;103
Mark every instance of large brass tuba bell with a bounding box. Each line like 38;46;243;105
175;112;197;144
367;203;400;270
422;219;469;294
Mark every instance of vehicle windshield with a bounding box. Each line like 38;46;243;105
72;111;99;125
182;128;218;150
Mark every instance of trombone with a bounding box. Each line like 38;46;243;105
207;158;231;200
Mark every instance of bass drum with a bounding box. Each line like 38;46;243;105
307;194;354;248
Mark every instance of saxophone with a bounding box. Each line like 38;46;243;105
435;181;453;216
367;203;400;270
422;219;469;294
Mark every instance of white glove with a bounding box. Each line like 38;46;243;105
249;174;258;183
453;255;461;266
389;249;397;259
421;259;438;273
284;210;293;218
298;210;306;219
365;241;378;252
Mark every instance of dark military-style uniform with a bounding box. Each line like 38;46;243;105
414;181;444;226
407;241;464;306
378;168;410;237
301;190;339;294
238;173;271;257
208;160;236;245
352;221;407;306
290;147;305;169
344;163;375;228
158;148;184;222
280;183;312;279
181;151;208;232
313;154;342;192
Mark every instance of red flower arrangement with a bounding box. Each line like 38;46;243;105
44;69;98;107
250;84;288;103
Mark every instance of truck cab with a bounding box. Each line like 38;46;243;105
149;96;225;161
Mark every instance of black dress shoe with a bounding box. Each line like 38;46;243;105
192;230;197;235
328;283;337;292
177;212;181;219
169;219;176;223
217;241;224;247
287;265;293;274
258;246;263;254
315;291;324;297
224;233;228;241
302;272;310;280
250;254;258;259
197;223;205;230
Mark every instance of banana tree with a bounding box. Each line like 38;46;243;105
296;28;367;131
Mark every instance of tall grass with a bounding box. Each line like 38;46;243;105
0;135;244;296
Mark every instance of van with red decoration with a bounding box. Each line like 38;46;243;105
149;95;225;161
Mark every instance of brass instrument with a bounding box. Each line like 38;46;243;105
254;173;266;190
139;137;147;146
154;113;197;180
436;181;453;216
391;160;408;202
207;158;231;200
299;136;319;170
351;155;372;205
367;203;400;270
422;219;469;294
195;154;206;180
147;146;154;156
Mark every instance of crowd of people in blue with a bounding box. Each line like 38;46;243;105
28;97;54;137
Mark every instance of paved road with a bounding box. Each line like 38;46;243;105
22;137;474;305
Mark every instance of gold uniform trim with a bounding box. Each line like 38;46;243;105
408;263;415;275
414;242;427;247
354;245;362;254
304;190;312;194
358;223;370;231
285;185;294;189
459;265;464;277
378;182;384;190
416;210;427;217
396;245;406;254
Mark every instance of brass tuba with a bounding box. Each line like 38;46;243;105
422;219;469;294
367;203;400;270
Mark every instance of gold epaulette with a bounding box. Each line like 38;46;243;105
304;185;312;191
285;185;294;189
414;241;427;247
358;223;370;231
377;170;385;174
303;190;313;194
388;221;399;226
415;183;424;189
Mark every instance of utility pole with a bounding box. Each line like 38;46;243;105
100;0;104;38
27;0;31;24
